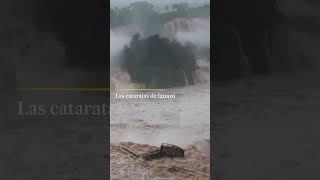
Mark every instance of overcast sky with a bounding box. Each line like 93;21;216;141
111;0;210;8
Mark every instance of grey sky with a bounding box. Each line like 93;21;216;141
111;0;210;8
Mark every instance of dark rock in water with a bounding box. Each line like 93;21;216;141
141;143;184;160
122;34;198;88
160;143;184;157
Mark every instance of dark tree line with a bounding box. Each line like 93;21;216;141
121;34;198;88
111;1;210;35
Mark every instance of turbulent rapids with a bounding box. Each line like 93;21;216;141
110;17;210;89
110;2;210;179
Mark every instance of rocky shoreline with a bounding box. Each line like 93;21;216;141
110;142;210;180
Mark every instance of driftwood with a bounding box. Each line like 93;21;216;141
111;144;210;178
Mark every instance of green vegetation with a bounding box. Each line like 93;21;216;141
110;1;210;35
122;34;198;88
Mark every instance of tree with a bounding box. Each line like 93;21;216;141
129;1;154;11
122;34;198;88
172;3;189;13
